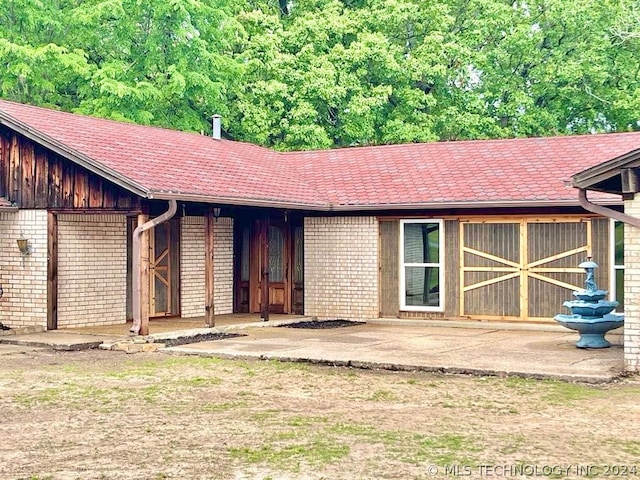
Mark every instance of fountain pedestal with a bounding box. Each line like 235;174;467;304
554;259;624;349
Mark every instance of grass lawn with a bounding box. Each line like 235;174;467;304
0;350;639;480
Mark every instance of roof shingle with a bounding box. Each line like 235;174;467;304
1;99;638;210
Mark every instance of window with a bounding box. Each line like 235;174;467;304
611;220;624;312
400;219;444;311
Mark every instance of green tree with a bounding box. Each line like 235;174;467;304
228;0;453;149
0;0;91;109
1;0;639;148
435;0;640;139
70;0;240;130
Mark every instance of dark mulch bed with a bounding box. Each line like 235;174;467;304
279;319;365;329
160;332;246;348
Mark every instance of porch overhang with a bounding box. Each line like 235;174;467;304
572;147;640;195
571;147;640;228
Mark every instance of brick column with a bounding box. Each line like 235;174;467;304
624;198;640;372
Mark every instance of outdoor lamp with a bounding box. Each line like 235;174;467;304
16;234;32;266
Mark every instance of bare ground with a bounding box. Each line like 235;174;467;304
0;348;639;480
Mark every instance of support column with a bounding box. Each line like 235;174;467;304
624;198;640;372
47;212;58;330
138;213;150;336
204;208;215;327
261;217;270;321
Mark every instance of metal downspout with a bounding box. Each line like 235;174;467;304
130;200;178;335
578;189;640;228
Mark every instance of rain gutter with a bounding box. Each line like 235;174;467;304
130;199;177;335
324;198;622;211
578;188;640;228
150;192;328;211
150;195;622;213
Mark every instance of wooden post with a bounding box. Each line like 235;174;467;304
261;217;270;321
204;208;215;327
47;212;58;330
138;213;150;336
519;219;528;320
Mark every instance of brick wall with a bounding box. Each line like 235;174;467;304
304;216;379;320
624;198;640;372
0;210;48;328
180;216;233;318
57;214;127;328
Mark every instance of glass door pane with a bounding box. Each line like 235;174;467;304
269;226;284;282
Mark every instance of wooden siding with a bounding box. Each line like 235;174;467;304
379;220;399;317
379;219;458;320
444;220;459;317
0;127;140;211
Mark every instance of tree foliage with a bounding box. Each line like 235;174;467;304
1;0;639;149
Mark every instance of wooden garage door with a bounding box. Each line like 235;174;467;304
460;218;591;321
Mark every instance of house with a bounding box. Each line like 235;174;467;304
1;99;639;370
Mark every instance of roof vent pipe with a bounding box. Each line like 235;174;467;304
212;114;221;140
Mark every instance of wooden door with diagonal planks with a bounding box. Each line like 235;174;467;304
149;221;180;317
460;218;591;321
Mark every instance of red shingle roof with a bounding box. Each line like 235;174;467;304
1;99;638;210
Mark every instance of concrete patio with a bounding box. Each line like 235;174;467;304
0;318;624;383
165;321;625;383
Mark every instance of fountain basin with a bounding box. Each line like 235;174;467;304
561;300;618;318
572;290;608;302
554;313;624;348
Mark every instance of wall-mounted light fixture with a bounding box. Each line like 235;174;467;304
17;234;32;266
0;284;4;299
212;207;221;222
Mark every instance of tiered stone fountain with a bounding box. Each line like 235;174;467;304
554;259;624;348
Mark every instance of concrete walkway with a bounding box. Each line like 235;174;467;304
0;321;625;383
0;330;123;351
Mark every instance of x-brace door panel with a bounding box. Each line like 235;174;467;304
460;218;590;321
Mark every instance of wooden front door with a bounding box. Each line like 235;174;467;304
149;220;180;317
235;218;302;314
460;217;591;321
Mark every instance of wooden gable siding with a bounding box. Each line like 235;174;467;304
0;127;140;211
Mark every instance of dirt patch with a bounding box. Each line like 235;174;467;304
279;319;365;329
0;349;639;480
159;332;246;348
